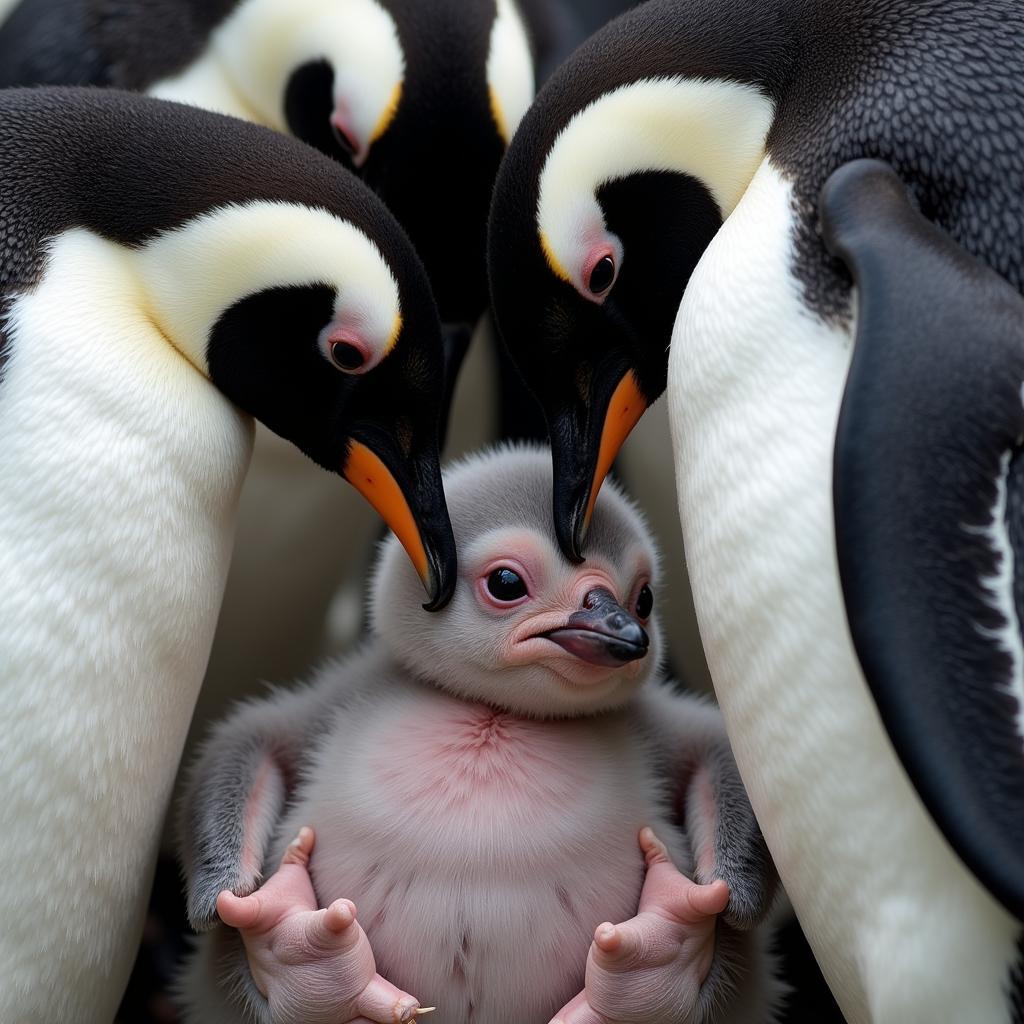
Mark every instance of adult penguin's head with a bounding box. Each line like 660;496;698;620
487;0;780;561
218;0;536;327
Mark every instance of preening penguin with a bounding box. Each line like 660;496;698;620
177;446;781;1024
487;1;1024;1020
0;87;455;1024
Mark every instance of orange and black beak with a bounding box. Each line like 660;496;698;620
343;430;456;611
339;327;459;612
548;366;648;563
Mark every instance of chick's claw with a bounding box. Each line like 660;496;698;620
549;828;729;1024
220;827;426;1024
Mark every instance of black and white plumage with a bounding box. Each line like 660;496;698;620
0;0;549;699
0;0;541;325
0;86;455;1024
487;2;1024;1020
176;444;781;1024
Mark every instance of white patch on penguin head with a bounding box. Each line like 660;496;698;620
487;0;535;145
131;200;402;377
213;0;405;166
371;443;663;719
536;76;774;298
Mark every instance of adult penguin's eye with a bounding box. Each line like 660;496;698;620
330;340;367;371
588;255;616;295
331;121;358;159
487;568;529;602
636;583;654;619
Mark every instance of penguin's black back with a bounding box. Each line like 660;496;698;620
768;0;1024;318
0;87;427;316
0;0;240;89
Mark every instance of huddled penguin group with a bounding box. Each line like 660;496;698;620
0;0;1021;1022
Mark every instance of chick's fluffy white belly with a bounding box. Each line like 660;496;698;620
277;682;682;1023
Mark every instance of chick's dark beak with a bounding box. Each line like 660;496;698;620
549;369;648;563
543;587;649;667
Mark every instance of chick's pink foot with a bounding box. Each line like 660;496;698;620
550;828;729;1024
218;827;432;1024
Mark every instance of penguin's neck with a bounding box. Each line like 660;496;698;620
0;226;253;766
148;50;265;124
0;228;252;1013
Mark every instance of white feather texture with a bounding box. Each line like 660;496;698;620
668;159;1020;1024
135;200;402;373
536;76;773;285
0;230;253;1023
487;0;535;143
967;446;1024;739
0;0;23;28
150;0;405;149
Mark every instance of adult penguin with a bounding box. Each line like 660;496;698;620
0;86;454;1024
0;0;538;327
487;1;1024;1020
0;0;544;704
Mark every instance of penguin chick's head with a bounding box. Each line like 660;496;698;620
217;0;535;324
487;0;775;562
372;444;661;718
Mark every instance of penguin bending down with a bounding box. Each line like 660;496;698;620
177;445;782;1024
0;0;535;323
0;86;457;1024
487;1;1024;1020
0;0;549;705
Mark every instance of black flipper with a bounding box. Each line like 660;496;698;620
820;158;1024;921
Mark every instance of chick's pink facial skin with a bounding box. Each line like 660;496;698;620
475;528;652;684
373;521;660;719
369;446;662;719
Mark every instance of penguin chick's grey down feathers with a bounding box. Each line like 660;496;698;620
177;445;782;1024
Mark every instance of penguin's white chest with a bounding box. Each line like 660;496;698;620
0;230;252;1023
279;685;678;1024
667;161;1019;1024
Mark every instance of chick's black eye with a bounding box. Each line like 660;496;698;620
636;583;654;619
588;255;616;295
331;341;366;371
487;568;528;602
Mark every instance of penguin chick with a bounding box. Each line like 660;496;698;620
0;86;456;1024
177;445;782;1024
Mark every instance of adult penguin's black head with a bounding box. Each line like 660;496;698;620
136;196;457;610
220;0;536;327
32;87;467;609
487;0;783;562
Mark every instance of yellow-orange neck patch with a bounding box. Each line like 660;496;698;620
370;81;403;145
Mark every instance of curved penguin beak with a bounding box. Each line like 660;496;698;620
343;438;456;611
549;370;648;563
543;587;649;667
